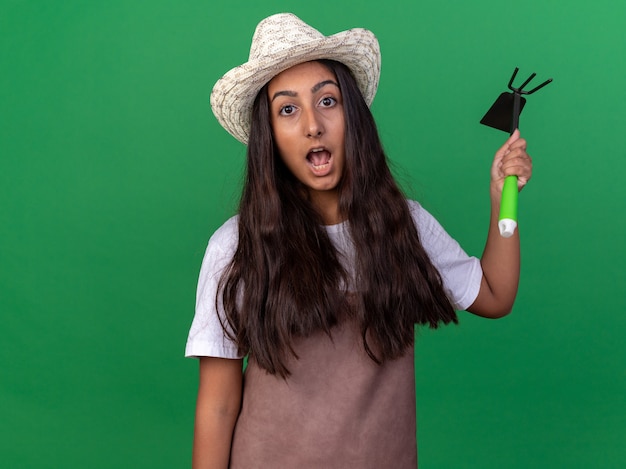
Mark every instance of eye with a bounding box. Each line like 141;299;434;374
319;96;336;107
279;104;297;116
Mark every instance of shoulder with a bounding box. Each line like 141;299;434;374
405;198;459;253
198;215;239;279
210;215;239;247
406;199;422;217
406;199;429;221
406;199;439;236
206;215;239;257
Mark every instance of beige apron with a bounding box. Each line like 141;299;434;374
229;313;418;468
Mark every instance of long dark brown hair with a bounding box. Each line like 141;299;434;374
219;59;457;377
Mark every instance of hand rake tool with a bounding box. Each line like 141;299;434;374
480;67;552;237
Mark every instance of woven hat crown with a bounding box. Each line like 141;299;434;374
210;13;381;145
248;14;325;59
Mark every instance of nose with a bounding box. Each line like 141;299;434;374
303;108;324;138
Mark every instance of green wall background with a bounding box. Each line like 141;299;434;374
1;0;624;467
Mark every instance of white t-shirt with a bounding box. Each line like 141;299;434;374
185;200;482;359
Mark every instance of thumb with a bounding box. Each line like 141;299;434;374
508;128;521;143
494;129;520;161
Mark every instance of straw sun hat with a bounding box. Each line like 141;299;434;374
210;13;381;144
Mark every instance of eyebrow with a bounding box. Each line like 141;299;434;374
270;80;340;102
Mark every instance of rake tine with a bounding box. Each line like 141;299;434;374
526;77;553;95
507;67;520;89
518;72;537;92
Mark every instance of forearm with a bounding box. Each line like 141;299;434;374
192;357;243;469
475;193;521;316
192;402;240;469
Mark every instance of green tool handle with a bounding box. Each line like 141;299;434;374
498;175;518;237
498;90;522;238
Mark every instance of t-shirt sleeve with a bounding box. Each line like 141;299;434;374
185;217;243;359
409;200;483;311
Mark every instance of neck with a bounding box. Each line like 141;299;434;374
309;189;342;225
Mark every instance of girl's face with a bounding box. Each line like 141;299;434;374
268;61;346;208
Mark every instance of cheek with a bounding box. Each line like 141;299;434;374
272;121;297;148
273;134;299;171
273;133;296;162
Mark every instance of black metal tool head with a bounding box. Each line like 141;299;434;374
480;67;552;134
480;92;527;134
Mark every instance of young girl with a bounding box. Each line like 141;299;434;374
186;13;532;469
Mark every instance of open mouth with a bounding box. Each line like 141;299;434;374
306;148;332;171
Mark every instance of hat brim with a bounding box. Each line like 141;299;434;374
210;28;380;144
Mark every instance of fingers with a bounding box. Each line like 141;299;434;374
500;144;532;188
491;130;532;191
503;154;532;183
494;129;519;163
